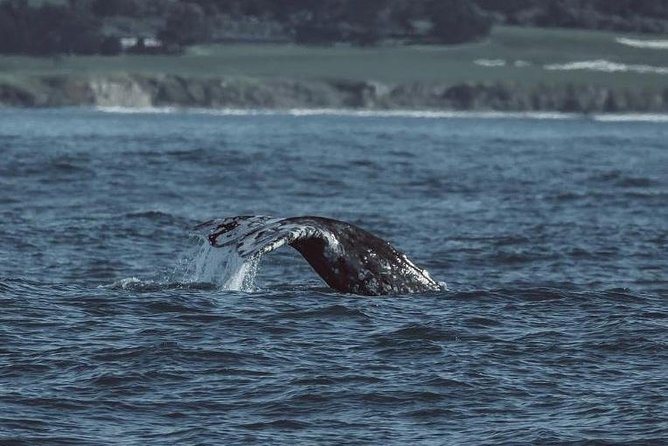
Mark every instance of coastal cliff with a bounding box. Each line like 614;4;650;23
2;74;668;113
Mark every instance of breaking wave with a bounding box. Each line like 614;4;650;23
95;106;579;120
544;59;668;75
616;37;668;50
592;114;668;123
94;106;668;123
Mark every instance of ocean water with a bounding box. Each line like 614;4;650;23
1;108;666;445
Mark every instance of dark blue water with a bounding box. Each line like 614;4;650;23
1;108;666;444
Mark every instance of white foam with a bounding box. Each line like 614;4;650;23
93;106;668;123
95;106;179;114
474;59;531;68
102;277;165;291
592;113;668;123
93;106;587;121
107;277;144;289
544;59;668;75
616;37;668;50
474;59;506;67
207;108;579;120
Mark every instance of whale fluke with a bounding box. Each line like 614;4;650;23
194;216;443;296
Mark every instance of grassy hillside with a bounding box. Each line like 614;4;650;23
1;26;668;90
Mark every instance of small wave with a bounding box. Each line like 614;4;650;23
423;376;475;389
47;160;93;174
475;58;531;68
277;109;578;120
242;419;309;430
592;113;668;123
464;316;502;328
549;191;585;202
617;177;655;188
515;330;571;342
589;170;656;188
359;390;444;404
474;58;506;67
290;374;382;386
545;59;668;75
616;37;668;50
95;106;179;114
276;304;371;320
523;288;574;301
0;279;12;294
490;251;536;264
104;277;217;292
121;210;186;225
404;408;457;418
375;324;460;342
0;277;65;296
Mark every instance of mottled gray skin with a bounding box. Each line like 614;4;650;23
196;215;442;296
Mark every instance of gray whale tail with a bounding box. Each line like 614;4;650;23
195;215;443;296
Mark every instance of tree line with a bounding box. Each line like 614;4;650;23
1;0;668;56
478;0;668;34
0;0;492;55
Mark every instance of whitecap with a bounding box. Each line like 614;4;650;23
94;106;580;121
474;59;506;67
592;114;668;123
616;37;668;50
95;106;179;114
544;59;668;75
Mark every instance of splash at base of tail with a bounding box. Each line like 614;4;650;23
194;215;444;296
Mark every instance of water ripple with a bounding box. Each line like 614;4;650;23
2;110;667;444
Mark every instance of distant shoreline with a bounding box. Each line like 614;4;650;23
2;74;668;114
3;27;668;113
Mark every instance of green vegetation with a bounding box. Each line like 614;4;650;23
2;26;668;89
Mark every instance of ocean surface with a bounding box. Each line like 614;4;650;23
1;108;666;445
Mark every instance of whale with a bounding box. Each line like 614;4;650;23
194;215;443;296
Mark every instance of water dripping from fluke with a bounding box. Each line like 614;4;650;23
172;236;260;292
103;236;262;293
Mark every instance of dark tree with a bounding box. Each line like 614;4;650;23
0;1;29;53
429;0;492;44
159;3;210;46
0;0;118;55
181;0;222;16
592;0;668;19
30;4;103;54
345;0;391;45
388;0;429;35
99;36;122;55
91;0;140;17
294;24;341;45
239;0;271;17
474;0;538;15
